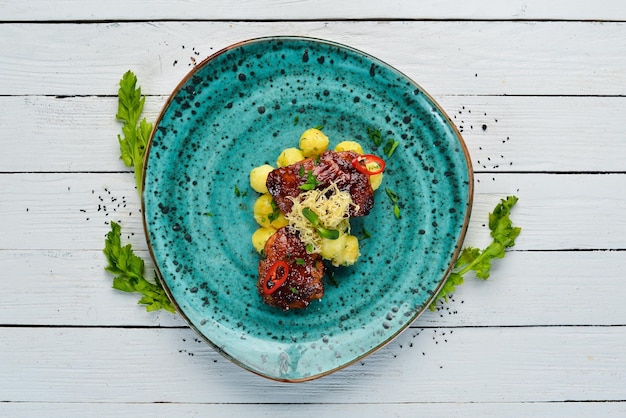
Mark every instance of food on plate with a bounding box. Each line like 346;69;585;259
267;150;375;217
298;127;329;157
276;147;305;167
334;140;363;155
253;193;289;229
249;164;274;193
258;227;325;310
249;127;386;310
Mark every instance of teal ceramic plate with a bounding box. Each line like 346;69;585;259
142;36;473;382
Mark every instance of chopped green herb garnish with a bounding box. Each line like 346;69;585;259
385;188;401;219
302;207;319;225
302;207;340;240
298;165;305;177
312;125;324;130
360;228;371;240
317;226;340;240
268;198;281;223
204;212;213;217
366;127;383;146
384;138;400;158
295;258;306;266
299;170;320;191
294;115;300;125
234;185;247;198
385;188;399;203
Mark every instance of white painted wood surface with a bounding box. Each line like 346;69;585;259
1;1;625;416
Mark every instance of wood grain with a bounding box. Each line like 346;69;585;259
1;249;624;327
2;0;625;21
1;21;625;96
1;4;625;415
3;401;626;418
2;95;625;173
1;172;623;251
1;326;624;403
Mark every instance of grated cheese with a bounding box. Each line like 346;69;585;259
285;183;358;253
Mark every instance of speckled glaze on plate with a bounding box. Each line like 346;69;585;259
142;36;473;382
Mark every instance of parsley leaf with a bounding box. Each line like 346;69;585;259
429;196;521;310
105;71;175;314
299;169;320;191
104;221;175;313
116;70;153;194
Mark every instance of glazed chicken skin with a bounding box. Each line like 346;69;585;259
258;227;325;310
266;150;374;217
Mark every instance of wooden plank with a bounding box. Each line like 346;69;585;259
2;0;625;21
2;95;625;173
0;21;625;96
0;249;184;327
1;326;624;403
0;172;623;251
1;249;624;328
2;400;625;418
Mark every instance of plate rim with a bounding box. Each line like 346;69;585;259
141;35;474;382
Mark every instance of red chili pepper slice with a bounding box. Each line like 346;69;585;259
351;154;386;176
262;260;289;295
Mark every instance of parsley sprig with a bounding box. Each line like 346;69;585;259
116;70;153;194
103;70;174;313
104;221;175;313
429;196;521;310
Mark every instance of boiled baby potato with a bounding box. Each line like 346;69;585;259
320;233;347;262
249;164;274;194
253;194;289;228
338;235;360;266
299;128;329;157
276;147;305;168
334;140;363;155
320;233;360;267
251;227;276;253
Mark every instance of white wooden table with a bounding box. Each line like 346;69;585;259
1;1;625;416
